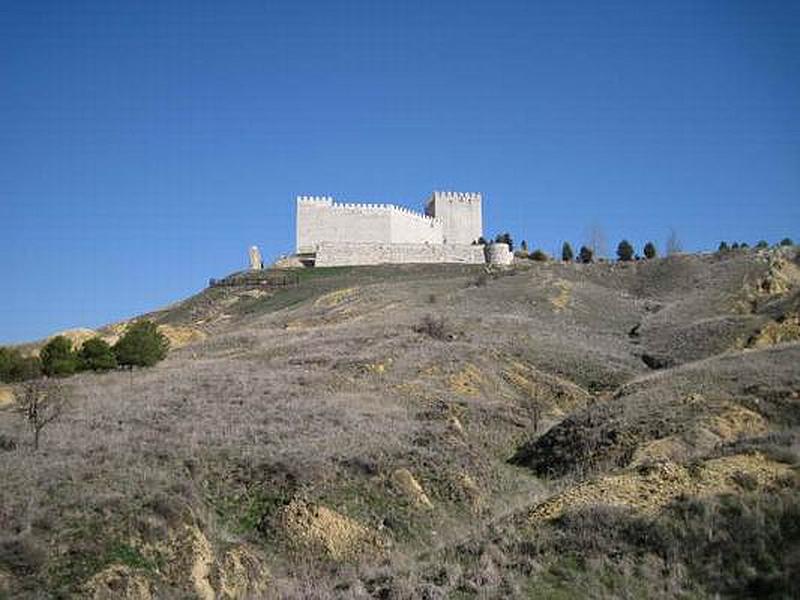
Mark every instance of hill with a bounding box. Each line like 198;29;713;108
1;248;799;598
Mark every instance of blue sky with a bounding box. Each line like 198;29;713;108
1;0;799;343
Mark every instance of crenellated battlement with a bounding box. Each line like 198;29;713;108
296;195;334;205
430;190;482;204
298;196;440;223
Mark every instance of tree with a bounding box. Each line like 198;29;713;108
78;337;117;372
529;249;548;262
476;236;487;246
520;240;528;253
0;347;14;382
578;245;594;264
561;242;574;262
40;336;78;377
616;240;634;262
718;241;729;253
643;241;657;259
755;240;769;249
780;238;794;247
15;380;68;451
113;320;170;368
0;347;42;383
731;242;740;250
666;228;682;256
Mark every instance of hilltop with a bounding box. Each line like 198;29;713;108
1;248;799;598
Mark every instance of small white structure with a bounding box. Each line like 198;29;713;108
248;245;263;270
485;243;514;266
295;191;485;266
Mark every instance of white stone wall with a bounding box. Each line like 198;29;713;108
315;242;486;267
485;242;513;266
425;191;482;245
389;208;443;244
296;196;445;252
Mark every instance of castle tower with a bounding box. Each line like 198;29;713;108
424;191;483;245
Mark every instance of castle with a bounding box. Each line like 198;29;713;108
295;191;503;267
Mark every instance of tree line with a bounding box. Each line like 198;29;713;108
0;320;169;383
477;231;795;264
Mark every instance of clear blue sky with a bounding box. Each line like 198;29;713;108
2;0;799;343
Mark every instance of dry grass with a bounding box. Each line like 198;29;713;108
1;250;799;596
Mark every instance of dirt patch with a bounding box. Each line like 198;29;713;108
215;545;270;599
279;499;385;560
0;385;14;408
158;325;208;349
449;364;484;397
530;453;791;522
501;359;591;417
747;314;800;348
85;564;152;600
187;525;215;600
314;287;359;309
757;255;800;296
549;280;572;312
391;468;433;508
629;403;767;466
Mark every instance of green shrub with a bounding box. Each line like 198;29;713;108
1;347;43;382
578;245;594;264
718;241;729;253
561;242;574;262
616;240;634;262
113;321;170;368
78;338;117;372
643;241;657;259
40;336;79;377
780;237;794;247
0;347;13;382
530;249;548;262
755;240;769;249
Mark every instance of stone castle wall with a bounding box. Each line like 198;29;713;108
315;242;486;267
425;191;482;245
296;196;443;253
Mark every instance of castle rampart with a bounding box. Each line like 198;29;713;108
295;191;485;266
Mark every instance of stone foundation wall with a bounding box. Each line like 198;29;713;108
314;242;486;267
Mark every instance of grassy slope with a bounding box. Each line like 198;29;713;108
1;249;799;598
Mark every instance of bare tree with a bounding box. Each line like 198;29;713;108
666;227;683;256
585;222;608;258
15;380;68;451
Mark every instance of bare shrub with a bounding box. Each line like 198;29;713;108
14;380;68;451
415;315;454;341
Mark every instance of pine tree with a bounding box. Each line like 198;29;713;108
561;242;574;262
578;245;594;264
643;241;657;259
113;321;170;368
78;338;118;371
40;336;79;377
616;240;634;262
